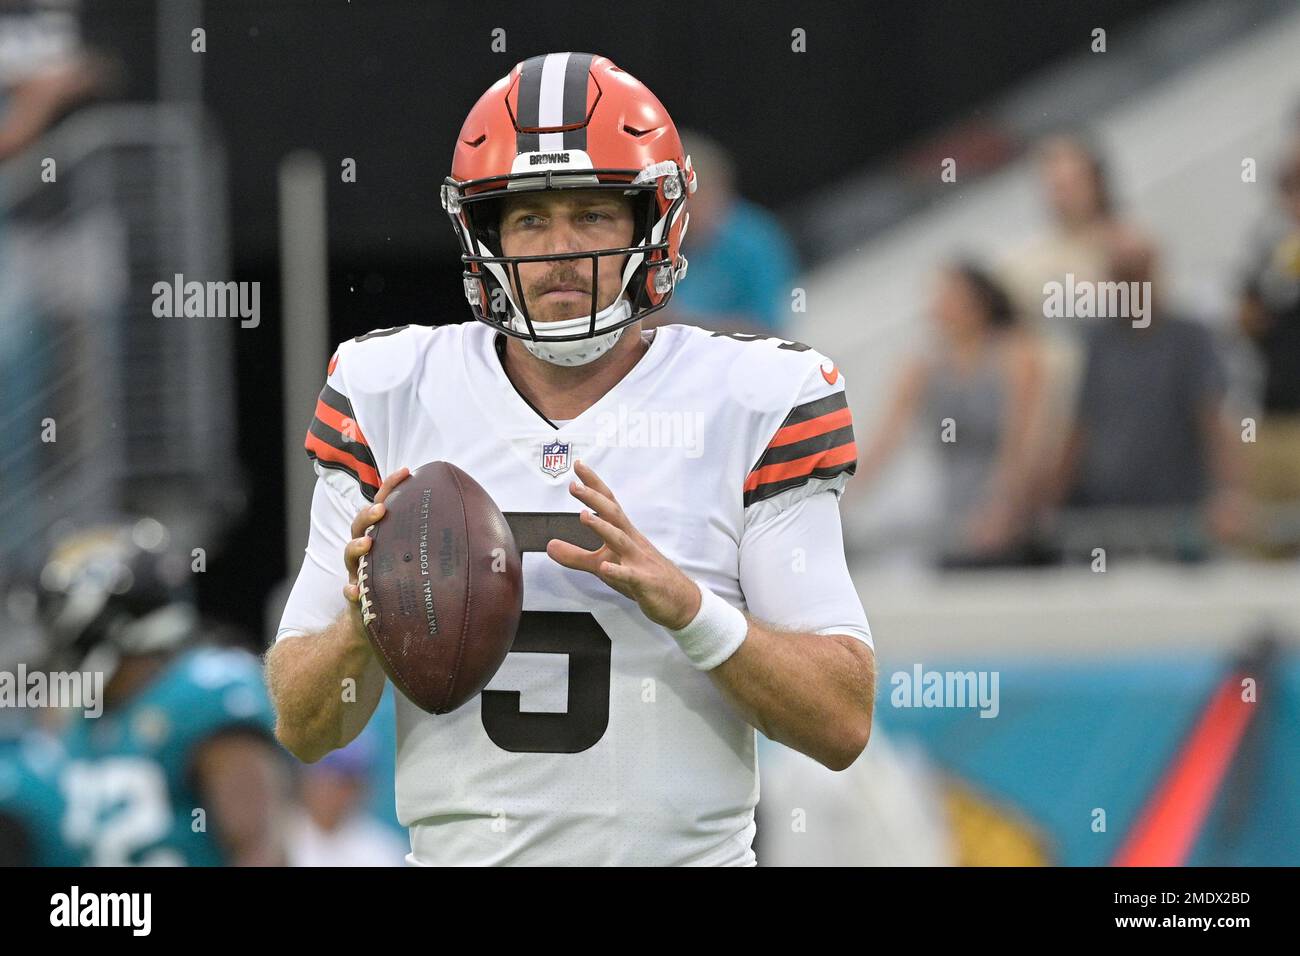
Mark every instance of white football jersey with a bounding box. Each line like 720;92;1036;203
278;320;871;866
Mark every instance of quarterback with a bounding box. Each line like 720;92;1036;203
266;52;875;866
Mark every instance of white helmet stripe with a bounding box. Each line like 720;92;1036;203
537;53;571;152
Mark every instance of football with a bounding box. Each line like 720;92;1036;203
357;461;523;714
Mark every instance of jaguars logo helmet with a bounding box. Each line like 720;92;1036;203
34;517;197;674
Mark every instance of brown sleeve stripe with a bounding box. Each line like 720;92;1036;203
316;382;364;424
305;426;382;500
743;458;857;507
769;405;852;448
781;390;848;426
304;384;381;500
311;394;367;447
757;423;856;467
743;442;857;502
744;390;856;507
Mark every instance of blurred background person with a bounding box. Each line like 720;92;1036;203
755;729;955;866
0;720;74;865
35;518;292;866
0;0;120;566
1000;134;1124;331
649;128;799;335
0;578;78;867
0;10;110;161
852;262;1046;567
286;729;407;867
996;135;1143;513
1045;228;1247;560
1237;129;1300;556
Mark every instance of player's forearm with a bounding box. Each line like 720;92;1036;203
708;619;875;771
546;461;875;769
265;610;386;762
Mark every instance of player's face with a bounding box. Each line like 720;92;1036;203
498;189;636;325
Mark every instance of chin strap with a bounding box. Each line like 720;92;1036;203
511;296;633;366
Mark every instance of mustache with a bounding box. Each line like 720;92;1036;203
530;271;591;295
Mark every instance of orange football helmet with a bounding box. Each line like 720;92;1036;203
441;52;696;365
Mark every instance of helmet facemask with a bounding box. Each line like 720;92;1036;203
442;162;691;366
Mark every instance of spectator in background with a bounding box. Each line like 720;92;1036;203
0;3;118;567
0;47;109;159
1047;229;1246;558
649;129;798;335
1237;132;1300;556
854;262;1046;567
287;729;407;867
1000;134;1123;330
998;135;1139;516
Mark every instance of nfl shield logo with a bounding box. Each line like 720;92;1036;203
540;440;571;477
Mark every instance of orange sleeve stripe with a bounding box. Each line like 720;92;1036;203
305;431;382;489
312;398;370;448
769;407;853;448
743;441;857;492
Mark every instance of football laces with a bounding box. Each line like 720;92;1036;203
357;525;377;626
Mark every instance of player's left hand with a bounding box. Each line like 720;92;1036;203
546;459;701;630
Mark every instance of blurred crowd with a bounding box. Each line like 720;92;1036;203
904;129;1295;566
0;415;405;852
665;127;1300;568
856;135;1239;566
0;518;408;866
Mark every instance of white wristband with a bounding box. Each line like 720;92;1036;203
669;581;749;670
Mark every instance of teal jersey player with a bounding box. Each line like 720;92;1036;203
0;729;80;866
59;646;278;866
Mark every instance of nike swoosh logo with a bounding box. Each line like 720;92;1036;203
820;362;839;385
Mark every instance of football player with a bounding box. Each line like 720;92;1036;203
268;52;876;866
0;614;79;866
0;724;78;866
38;519;289;865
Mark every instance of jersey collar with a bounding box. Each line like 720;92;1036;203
463;320;676;439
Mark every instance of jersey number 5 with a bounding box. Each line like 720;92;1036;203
480;513;612;754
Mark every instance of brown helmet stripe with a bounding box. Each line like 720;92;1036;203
514;53;596;155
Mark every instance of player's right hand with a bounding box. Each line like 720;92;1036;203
343;467;411;607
